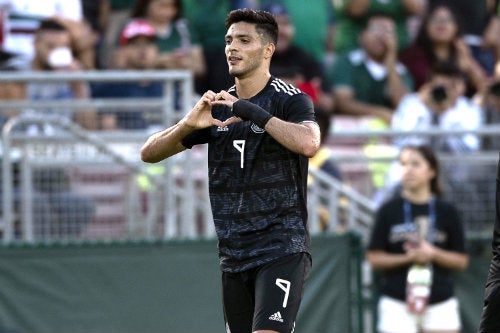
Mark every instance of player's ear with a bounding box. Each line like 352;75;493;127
264;42;275;59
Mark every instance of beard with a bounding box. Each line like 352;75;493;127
227;56;261;79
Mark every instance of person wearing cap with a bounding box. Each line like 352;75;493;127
91;19;163;130
128;0;205;77
113;18;159;70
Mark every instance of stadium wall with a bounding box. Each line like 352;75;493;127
0;233;489;333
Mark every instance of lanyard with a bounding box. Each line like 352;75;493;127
403;198;436;242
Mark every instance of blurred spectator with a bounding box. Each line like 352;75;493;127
182;0;232;93
328;13;413;124
182;0;257;94
481;79;500;150
390;61;486;227
399;3;487;96
99;0;135;68
260;0;332;66
366;144;468;333
329;0;425;55
428;0;500;76
262;2;334;113
0;0;97;69
0;18;96;239
127;0;205;77
392;61;482;153
81;0;111;69
91;19;163;130
23;19;97;143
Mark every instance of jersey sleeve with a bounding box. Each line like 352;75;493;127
284;93;316;124
181;127;211;149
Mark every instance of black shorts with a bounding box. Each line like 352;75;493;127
222;252;311;333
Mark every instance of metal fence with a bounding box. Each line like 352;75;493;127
0;70;499;244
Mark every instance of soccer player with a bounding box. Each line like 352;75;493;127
140;8;320;333
478;155;500;332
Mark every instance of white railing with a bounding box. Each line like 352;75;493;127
0;70;498;243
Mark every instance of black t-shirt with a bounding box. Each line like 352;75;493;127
367;194;467;303
182;76;316;273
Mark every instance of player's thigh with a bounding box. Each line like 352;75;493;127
253;253;311;332
222;270;254;333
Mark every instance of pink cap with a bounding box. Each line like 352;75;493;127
119;19;156;45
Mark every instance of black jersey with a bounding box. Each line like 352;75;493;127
182;77;316;273
367;194;467;304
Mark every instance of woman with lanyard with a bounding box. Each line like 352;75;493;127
366;144;469;333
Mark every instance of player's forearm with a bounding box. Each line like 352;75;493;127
140;122;189;163
264;118;320;157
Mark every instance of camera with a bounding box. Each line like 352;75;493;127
489;81;500;97
431;85;447;103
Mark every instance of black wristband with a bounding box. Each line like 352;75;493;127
232;99;272;129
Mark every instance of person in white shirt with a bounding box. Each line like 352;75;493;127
387;61;487;230
0;0;96;68
392;60;483;153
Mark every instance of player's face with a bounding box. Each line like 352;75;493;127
225;22;268;78
399;148;435;193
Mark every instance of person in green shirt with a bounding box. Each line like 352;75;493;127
331;0;425;55
328;12;413;124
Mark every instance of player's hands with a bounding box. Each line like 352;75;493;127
182;90;226;129
211;90;243;127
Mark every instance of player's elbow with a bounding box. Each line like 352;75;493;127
302;140;320;158
140;146;164;164
140;147;156;163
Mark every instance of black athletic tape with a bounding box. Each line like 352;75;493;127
232;99;273;129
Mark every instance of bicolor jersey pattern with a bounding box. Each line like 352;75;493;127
182;77;316;272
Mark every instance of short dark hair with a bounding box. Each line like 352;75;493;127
430;60;465;80
37;19;67;33
363;11;395;28
225;8;278;45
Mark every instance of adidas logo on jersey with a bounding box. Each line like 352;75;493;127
269;311;284;322
217;125;229;132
